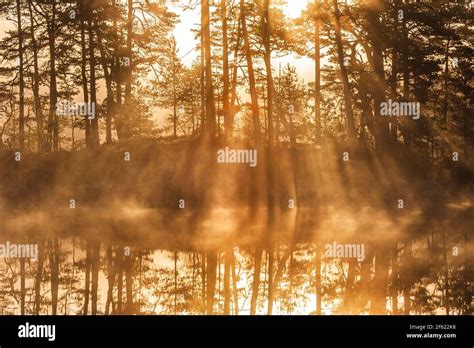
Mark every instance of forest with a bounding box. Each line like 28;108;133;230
0;0;472;315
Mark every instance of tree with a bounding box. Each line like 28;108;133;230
202;0;217;135
15;0;25;150
240;0;261;144
222;0;231;141
331;0;356;144
27;0;44;150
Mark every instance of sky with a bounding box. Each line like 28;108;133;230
170;0;316;82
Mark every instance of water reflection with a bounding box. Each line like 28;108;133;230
0;234;471;315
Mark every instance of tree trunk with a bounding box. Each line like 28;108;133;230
231;251;239;315
390;0;399;145
391;245;400;314
201;252;206;313
112;0;124;140
229;18;242;140
250;247;262;315
200;21;206;133
367;1;389;153
371;246;390;314
105;246;115;315
16;0;25;150
34;242;44;314
267;248;275;314
27;1;44;151
91;241;100;315
172;41;178;138
48;1;58;151
20;258;25;315
174;251;178;313
125;254;133;312
401;6;411;149
240;0;261;144
443;231;450;315
314;0;322;143
124;0;133;139
332;0;356;143
222;0;231;140
88;15;99;147
224;249;231;314
262;0;274;146
83;241;91;315
342;259;356;314
359;248;373;313
202;0;217;135
80;1;91;147
315;242;322;315
96;28;113;144
50;238;60;315
206;252;217;314
116;248;123;314
403;240;412;314
442;28;451;128
267;247;291;315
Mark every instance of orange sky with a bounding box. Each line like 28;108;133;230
171;1;316;81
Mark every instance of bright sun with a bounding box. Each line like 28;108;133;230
280;0;310;18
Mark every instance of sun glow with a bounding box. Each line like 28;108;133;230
279;0;310;18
